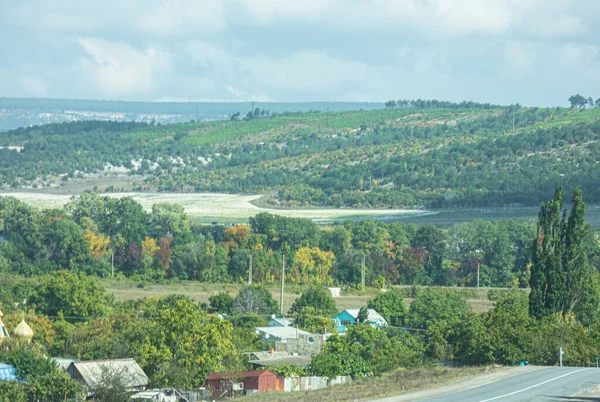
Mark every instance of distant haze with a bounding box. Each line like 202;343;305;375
1;1;599;106
0;98;382;131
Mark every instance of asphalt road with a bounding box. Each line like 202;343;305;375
423;367;600;402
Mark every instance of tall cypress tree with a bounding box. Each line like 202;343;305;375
529;186;591;319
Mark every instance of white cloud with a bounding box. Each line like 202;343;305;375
136;0;227;36
503;41;538;76
76;38;172;96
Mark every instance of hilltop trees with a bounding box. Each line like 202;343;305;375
568;94;599;108
529;187;594;319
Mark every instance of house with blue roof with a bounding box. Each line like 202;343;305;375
333;308;388;333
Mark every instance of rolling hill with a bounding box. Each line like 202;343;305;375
1;103;600;209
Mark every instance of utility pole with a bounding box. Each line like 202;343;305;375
559;347;564;367
280;249;286;315
477;262;480;291
248;254;253;285
513;111;516;132
111;251;115;278
361;253;366;288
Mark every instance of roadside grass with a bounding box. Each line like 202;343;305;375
241;365;504;402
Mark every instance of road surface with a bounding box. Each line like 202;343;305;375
422;367;600;402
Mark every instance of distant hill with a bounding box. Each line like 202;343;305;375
1;103;600;209
0;97;382;132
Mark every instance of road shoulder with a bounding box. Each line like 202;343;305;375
370;365;545;402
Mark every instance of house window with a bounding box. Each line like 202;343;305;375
340;320;352;326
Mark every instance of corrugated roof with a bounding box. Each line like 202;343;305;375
69;358;148;389
0;363;19;382
249;351;290;361
269;318;294;327
255;326;311;340
206;370;276;381
251;356;311;367
53;357;79;371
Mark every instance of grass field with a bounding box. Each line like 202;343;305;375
102;280;495;313
3;192;424;223
242;366;506;402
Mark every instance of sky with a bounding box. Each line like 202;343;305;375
1;0;599;106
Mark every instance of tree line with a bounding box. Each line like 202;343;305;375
568;94;600;108
4;193;599;289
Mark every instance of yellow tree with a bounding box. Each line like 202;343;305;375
224;225;251;249
293;247;335;285
84;229;111;259
142;237;160;258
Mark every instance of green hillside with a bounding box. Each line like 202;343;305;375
1;104;600;208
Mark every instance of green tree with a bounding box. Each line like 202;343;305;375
28;271;114;321
568;94;588;108
310;351;368;379
288;286;337;316
208;291;234;314
529;187;592;319
367;290;407;327
406;289;469;330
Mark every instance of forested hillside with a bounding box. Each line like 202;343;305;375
2;103;600;208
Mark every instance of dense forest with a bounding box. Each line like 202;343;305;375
1;193;599;289
2;102;600;209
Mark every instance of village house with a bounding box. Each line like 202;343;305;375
333;308;388;333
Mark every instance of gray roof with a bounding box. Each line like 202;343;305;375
269;318;295;327
255;326;312;341
53;358;79;371
68;358;148;389
251;356;311;367
249;351;291;361
342;309;388;325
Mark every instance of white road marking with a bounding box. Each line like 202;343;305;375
478;368;591;402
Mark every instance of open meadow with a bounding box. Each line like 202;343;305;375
103;280;496;313
2;191;425;223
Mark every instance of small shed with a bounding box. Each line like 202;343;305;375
67;358;149;391
205;370;282;396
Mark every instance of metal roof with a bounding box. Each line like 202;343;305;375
255;326;311;340
249;351;291;361
269;318;295;327
250;356;311;367
340;309;388;325
53;357;79;371
69;359;148;389
206;370;276;381
0;363;19;382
